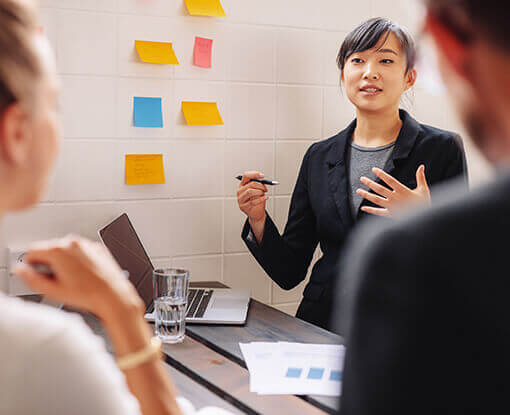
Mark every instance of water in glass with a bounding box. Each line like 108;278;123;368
154;296;186;343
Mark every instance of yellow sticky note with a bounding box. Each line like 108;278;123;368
125;154;165;185
184;0;226;17
182;101;224;126
135;40;179;65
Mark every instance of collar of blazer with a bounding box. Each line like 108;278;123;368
325;109;421;169
325;109;421;228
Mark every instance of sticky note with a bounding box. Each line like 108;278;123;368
135;40;179;65
184;0;226;17
125;154;165;185
194;37;213;68
133;97;163;128
181;101;224;126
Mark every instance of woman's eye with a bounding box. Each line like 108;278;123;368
351;58;363;63
381;59;394;64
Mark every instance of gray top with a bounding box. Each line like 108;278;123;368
347;140;396;217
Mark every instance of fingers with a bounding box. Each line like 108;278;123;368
372;168;409;193
243;181;267;193
250;195;269;206
239;195;268;211
240;171;264;186
360;177;392;199
238;187;266;204
24;235;81;267
14;262;59;297
237;181;267;200
360;206;390;217
415;164;429;189
356;189;389;208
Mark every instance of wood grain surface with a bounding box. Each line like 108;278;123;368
187;282;343;413
163;336;326;415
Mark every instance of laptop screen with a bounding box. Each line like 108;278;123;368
99;213;154;309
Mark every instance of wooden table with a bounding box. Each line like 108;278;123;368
77;282;344;414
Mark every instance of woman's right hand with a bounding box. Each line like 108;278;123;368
14;235;144;322
237;171;269;225
15;236;184;415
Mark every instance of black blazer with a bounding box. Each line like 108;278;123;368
336;174;510;414
242;110;468;330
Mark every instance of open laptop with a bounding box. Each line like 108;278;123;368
99;213;250;325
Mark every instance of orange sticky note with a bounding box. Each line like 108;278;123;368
135;40;179;65
182;101;223;126
194;37;213;68
125;154;166;185
184;0;226;17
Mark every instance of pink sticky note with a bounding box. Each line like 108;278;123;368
194;37;213;68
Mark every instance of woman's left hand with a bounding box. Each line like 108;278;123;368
356;165;431;217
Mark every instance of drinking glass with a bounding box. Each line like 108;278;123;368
153;268;190;343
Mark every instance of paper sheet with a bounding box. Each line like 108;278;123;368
239;342;345;396
135;40;179;65
125;154;166;185
133;96;163;128
184;0;226;17
181;101;223;126
194;37;213;68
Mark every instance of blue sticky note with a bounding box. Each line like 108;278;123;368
133;96;163;128
285;368;303;378
330;370;342;381
307;368;325;380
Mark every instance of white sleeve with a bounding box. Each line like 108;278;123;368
177;397;235;415
22;315;141;415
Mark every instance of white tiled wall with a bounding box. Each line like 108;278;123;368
1;0;492;316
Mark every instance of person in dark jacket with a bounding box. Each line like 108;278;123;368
237;17;468;331
336;0;510;413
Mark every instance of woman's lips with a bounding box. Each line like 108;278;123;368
359;87;383;96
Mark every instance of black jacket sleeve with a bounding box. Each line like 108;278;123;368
242;146;318;290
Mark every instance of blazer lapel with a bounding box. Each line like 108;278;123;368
327;120;357;228
383;109;421;175
357;109;422;219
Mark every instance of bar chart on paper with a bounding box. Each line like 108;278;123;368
239;342;345;396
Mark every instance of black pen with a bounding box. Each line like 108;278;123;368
235;175;280;186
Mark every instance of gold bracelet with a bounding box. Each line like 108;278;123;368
116;336;163;371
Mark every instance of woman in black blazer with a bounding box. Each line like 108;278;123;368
237;18;468;331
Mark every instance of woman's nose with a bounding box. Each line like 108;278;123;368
363;66;380;80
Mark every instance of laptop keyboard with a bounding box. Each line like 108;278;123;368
147;288;214;319
186;289;214;319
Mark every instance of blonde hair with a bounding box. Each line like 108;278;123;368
0;0;42;114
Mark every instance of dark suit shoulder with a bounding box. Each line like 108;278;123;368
365;173;509;252
306;133;340;156
416;122;461;148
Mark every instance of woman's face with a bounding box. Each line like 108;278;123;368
341;32;416;114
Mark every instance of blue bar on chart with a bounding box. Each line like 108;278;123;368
285;368;302;378
133;96;163;128
307;368;325;380
330;370;342;381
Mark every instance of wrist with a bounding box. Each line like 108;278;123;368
249;213;267;229
97;287;152;357
97;280;146;324
249;214;267;245
102;305;153;357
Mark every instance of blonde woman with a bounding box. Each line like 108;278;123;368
0;1;230;414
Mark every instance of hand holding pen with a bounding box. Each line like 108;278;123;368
236;171;273;226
